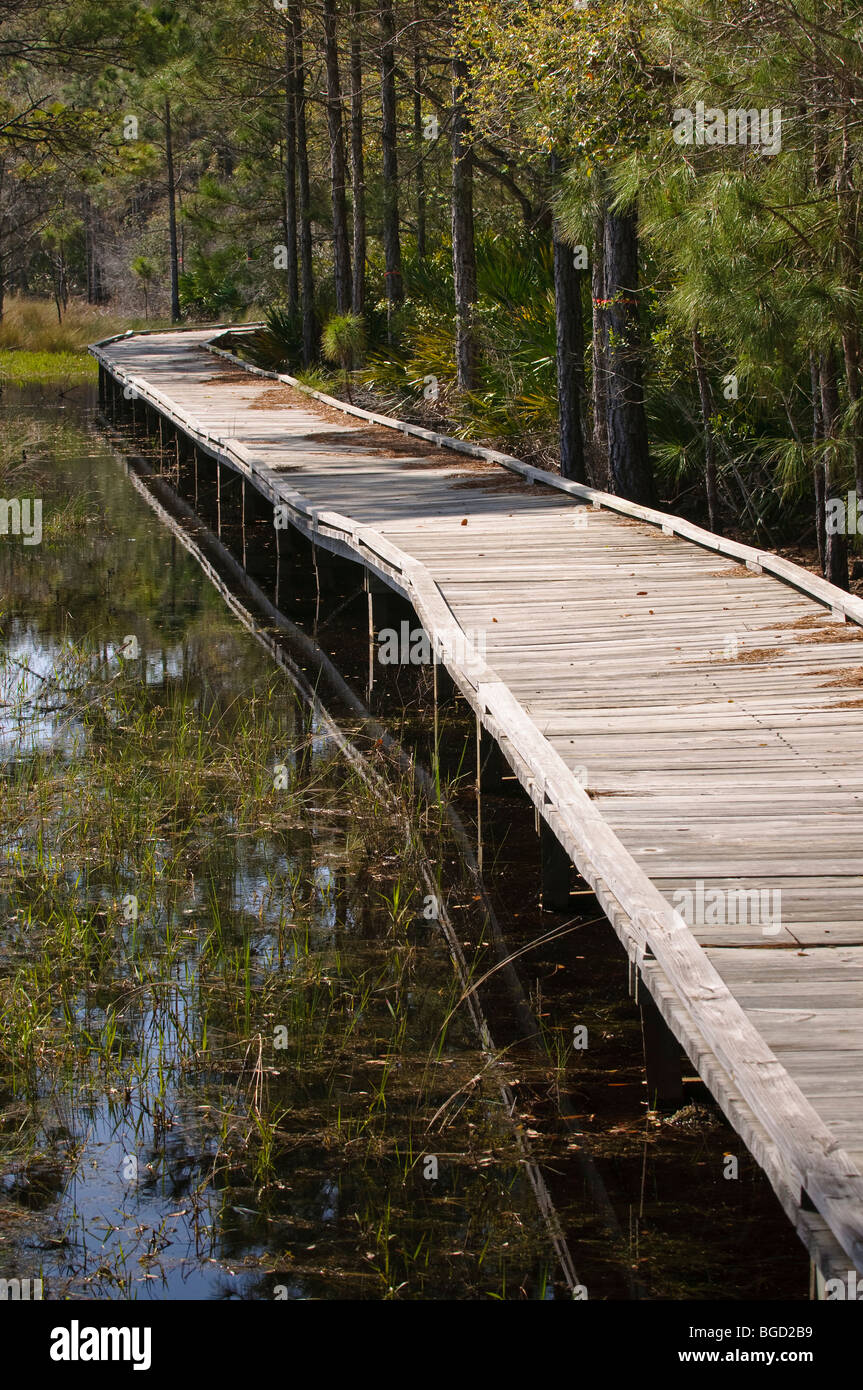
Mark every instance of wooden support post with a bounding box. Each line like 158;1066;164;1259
477;725;514;795
809;1260;831;1301
540;820;571;912
194;447;199;509
364;567;397;630
364;569;408;703
217;458;221;537
314;543;340;599
639;983;684;1110
475;715;484;873
433;650;440;786
241;478;247;568
366;581;375;701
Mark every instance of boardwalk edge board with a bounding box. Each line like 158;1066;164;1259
90;327;863;1280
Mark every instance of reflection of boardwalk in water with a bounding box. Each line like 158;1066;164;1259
94;326;863;1289
119;448;614;1299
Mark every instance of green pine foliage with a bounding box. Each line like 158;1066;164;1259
4;0;863;554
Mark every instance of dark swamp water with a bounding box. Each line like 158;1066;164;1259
0;380;808;1299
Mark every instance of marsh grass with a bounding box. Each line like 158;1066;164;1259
0;297;127;354
0;630;557;1298
0;397;808;1300
0;417;47;492
0;297;178;389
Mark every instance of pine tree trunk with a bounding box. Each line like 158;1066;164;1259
451;54;478;391
0;158;6;324
350;0;366;314
283;25;299;316
842;324;863;500
165;99;181;323
820;347;849;590
92;216;105;304
810;351;826;574
379;0;402;334
0;158;5;323
291;1;319;363
84;195;105;305
602;205;654;505
590;213;608;488
553;227;585;482
323;0;352;314
413;1;426;259
84;193;94;304
837;111;863;504
810;106;834;575
692;327;720;533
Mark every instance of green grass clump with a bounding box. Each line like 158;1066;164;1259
321;312;366;400
0;350;98;388
293;365;337;393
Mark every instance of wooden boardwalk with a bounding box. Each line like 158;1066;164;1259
93;327;863;1289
